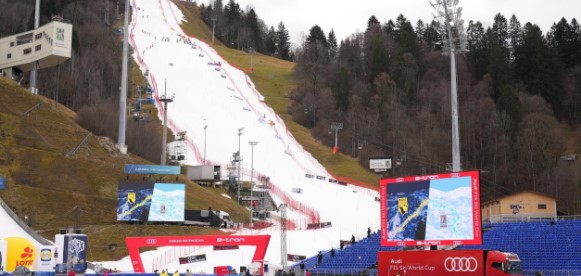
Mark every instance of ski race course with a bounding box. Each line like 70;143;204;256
123;0;380;271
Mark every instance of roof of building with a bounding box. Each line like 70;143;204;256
482;190;558;206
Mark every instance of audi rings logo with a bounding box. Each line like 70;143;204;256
444;257;478;272
145;239;158;245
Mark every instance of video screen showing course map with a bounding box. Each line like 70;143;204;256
380;171;482;247
148;183;185;222
117;181;154;221
117;182;185;222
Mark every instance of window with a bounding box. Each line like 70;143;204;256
23;48;32;55
491;262;505;272
35;33;42;40
35;45;42;51
10;42;14;47
538;204;547;210
6;53;11;59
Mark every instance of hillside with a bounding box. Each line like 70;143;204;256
0;77;248;260
173;1;381;189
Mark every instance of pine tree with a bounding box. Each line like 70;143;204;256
276;22;291;60
328;29;338;59
514;23;565;116
245;8;262;51
265;26;277;55
306;25;328;49
508;14;522;63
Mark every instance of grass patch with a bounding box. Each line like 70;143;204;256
0;77;250;261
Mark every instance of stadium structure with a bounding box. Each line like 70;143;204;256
0;19;72;84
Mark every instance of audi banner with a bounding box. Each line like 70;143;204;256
378;250;485;276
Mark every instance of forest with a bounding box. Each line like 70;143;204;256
1;0;580;212
288;14;581;212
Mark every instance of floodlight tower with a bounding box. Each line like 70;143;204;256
279;203;288;268
117;0;130;154
159;80;175;165
236;127;244;203
248;141;258;224
29;0;40;94
431;0;467;172
203;119;208;165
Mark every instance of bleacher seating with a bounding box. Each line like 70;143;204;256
293;219;581;274
459;220;581;271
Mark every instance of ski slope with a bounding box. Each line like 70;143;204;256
125;0;381;271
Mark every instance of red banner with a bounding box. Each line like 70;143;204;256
378;250;485;276
125;235;270;272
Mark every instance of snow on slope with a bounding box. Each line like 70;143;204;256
100;0;383;271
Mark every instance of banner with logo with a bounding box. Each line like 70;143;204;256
0;239;6;272
213;245;239;251
125;235;271;273
36;246;56;272
55;234;87;270
286;254;306;262
377;250;485;276
4;237;35;271
178;254;206;264
124;164;180;175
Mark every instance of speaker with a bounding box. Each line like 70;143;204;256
74;229;82;234
59;229;67;234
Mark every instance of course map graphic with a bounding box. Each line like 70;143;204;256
386;181;430;241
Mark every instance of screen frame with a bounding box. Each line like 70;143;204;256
380;170;482;247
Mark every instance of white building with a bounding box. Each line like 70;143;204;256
0;20;72;82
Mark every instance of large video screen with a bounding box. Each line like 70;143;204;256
117;181;185;222
148;183;185;222
380;170;481;247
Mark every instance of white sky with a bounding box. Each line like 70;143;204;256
204;0;580;46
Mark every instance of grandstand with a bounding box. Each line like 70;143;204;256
295;220;581;275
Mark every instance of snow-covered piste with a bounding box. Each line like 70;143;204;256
106;0;381;271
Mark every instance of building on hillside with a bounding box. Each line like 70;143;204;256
481;190;557;223
0;18;72;84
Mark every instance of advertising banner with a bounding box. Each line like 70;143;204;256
62;235;87;270
178;254;206;264
124;164;180;175
214;266;230;275
35;246;56;272
125;235;271;273
378;250;485;276
213;245;239;251
370;158;392;171
286;254;306;262
4;237;35;271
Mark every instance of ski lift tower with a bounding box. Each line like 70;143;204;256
430;0;468;172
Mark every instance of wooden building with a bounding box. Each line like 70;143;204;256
481;191;557;223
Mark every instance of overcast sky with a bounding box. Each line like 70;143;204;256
203;0;580;46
